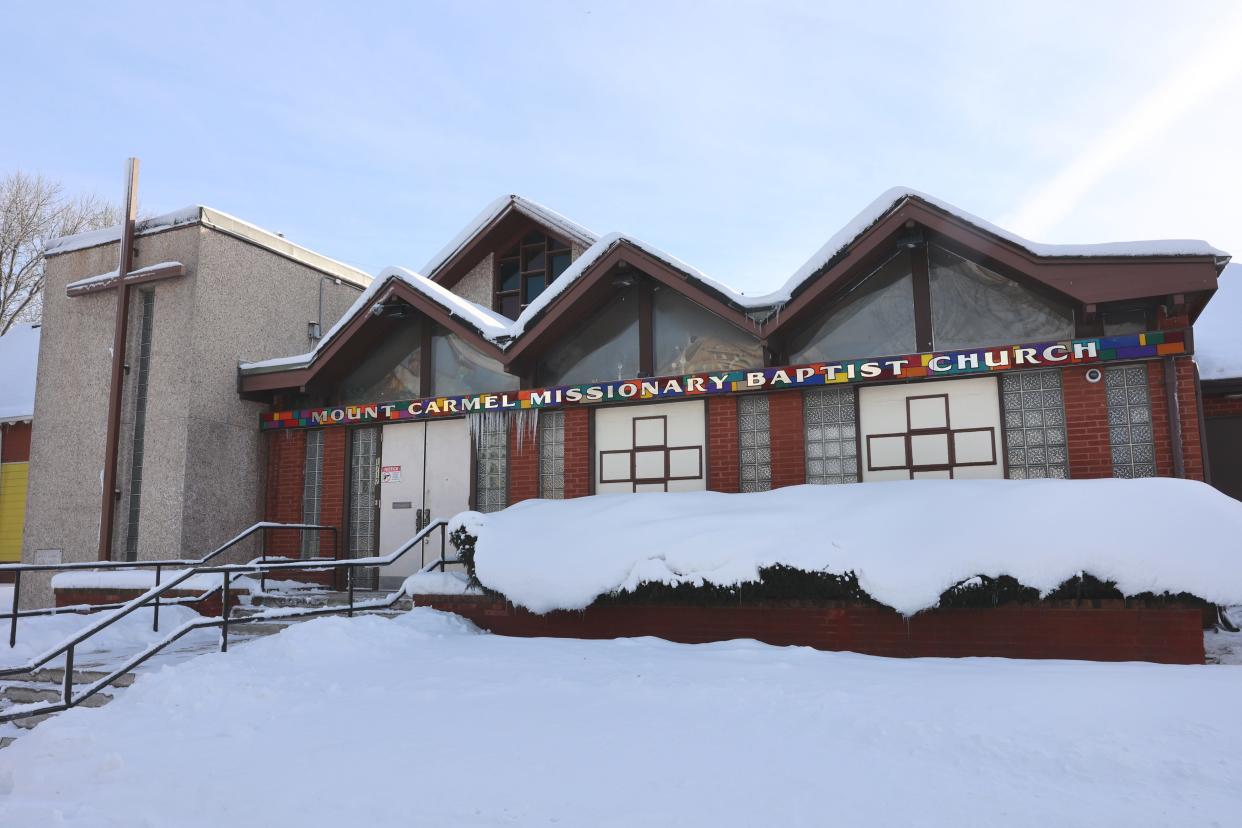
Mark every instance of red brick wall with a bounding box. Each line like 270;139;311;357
706;396;739;493
564;408;590;498
321;429;347;559
769;391;806;489
1063;365;1112;478
509;419;540;504
0;421;31;463
264;430;306;558
414;595;1204;664
1204;394;1242;418
1147;358;1205;481
55;587;242;617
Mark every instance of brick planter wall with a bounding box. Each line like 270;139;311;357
412;595;1205;664
55;587;245;617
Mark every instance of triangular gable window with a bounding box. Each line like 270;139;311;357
495;230;573;318
929;247;1074;350
789;250;918;363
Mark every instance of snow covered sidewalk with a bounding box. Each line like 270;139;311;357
1;609;1239;826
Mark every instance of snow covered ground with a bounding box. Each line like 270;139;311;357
0;605;215;670
1;608;1239;827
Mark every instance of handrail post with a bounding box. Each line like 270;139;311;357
347;567;355;618
9;569;21;648
152;565;161;632
221;573;231;653
63;644;75;707
260;527;268;594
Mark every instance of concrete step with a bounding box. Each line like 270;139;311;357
1;684;114;706
6;668;136;688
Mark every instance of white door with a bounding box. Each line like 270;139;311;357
378;419;471;586
594;400;706;494
858;376;1004;481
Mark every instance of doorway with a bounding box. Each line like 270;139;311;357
377;419;472;588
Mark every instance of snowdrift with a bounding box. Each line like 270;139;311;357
454;478;1242;616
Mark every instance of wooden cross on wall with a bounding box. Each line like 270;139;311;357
85;159;185;560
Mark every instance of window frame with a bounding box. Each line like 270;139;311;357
493;230;573;317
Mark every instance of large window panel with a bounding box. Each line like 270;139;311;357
789;251;917;364
653;288;762;375
536;285;641;386
930;247;1074;351
431;328;518;396
338;319;421;403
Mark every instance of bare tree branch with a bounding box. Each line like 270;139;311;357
0;171;120;335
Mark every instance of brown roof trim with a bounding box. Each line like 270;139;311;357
763;197;1223;342
500;240;762;369
238;275;507;395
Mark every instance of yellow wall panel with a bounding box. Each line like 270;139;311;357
0;462;29;562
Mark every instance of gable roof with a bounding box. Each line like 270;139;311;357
422;195;598;285
240;188;1231;392
0;324;41;423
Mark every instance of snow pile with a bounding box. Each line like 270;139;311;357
402;569;481;596
0;323;40;422
459;478;1242;616
1195;262;1242;380
0;605;211;669
1;609;1239;827
50;570;261;593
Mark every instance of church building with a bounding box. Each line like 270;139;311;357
238;190;1228;589
20;187;1234;621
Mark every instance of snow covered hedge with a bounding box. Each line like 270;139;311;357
450;479;1242;616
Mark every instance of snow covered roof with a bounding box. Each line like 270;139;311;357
241;265;512;373
1195;262;1242;382
240;187;1230;380
421;194;598;280
45;206;372;289
0;324;41;423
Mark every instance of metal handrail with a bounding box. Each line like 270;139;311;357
0;520;449;724
2;522;337;647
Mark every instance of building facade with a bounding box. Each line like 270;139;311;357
20;208;369;603
238;192;1229;588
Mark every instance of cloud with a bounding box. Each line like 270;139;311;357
1002;7;1242;239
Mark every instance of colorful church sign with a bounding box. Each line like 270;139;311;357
259;330;1187;431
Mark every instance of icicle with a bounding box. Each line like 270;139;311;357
513;407;540;452
466;407;541;452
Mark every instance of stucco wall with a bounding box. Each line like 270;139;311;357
453;253;494;308
21;222;365;606
181;230;361;563
22;226;201;602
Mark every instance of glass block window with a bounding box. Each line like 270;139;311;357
804;387;859;485
347;426;379;557
1001;370;1068;479
539;411;565;499
737;395;772;492
300;430;324;558
123;290;156;561
474;414;508;512
1105;365;1156;478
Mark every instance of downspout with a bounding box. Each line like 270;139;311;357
1193;362;1211;485
97;159;140;561
1163;357;1185;479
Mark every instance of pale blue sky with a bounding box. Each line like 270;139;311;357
6;1;1241;294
